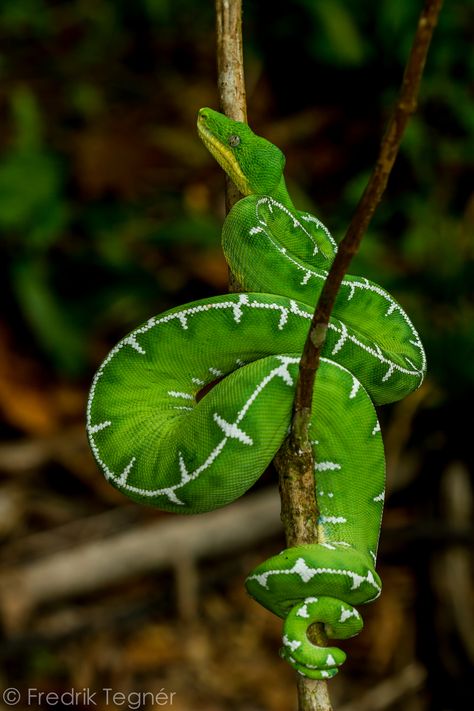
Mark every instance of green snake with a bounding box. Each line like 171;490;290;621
87;108;426;680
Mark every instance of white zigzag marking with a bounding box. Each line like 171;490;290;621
278;307;289;329
248;557;381;594
86;290;415;506
250;199;427;378
382;363;396;382
283;635;301;652
123;334;145;354
162;488;184;506
350;377;360;399
332;322;348;355
168;391;193;400
320;515;347;524
88;421;111;434
264;197;337;253
339;607;361;623
117;457;135;485
374;343;383;359
373;491;385;503
290;300;309;318
213;413;253;445
326;654;336;667
177;313;188;329
315;461;341;471
318;491;334;499
296;597;319;618
91;351;299;504
331;307;423;381
372;421;381;436
232;294;249;323
178;452;191;483
258;197;327;257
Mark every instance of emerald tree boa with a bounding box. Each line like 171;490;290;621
87;108;426;679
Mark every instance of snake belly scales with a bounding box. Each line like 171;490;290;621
87;108;426;680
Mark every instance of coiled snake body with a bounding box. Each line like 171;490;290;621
87;109;426;679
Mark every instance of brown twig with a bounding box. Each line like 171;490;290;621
215;1;442;709
215;3;331;709
215;0;247;215
291;0;443;446
275;1;443;709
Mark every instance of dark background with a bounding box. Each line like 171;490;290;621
0;1;472;710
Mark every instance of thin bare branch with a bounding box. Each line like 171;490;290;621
292;0;444;445
276;2;443;708
215;0;247;214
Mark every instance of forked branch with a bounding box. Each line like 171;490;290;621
277;1;443;709
215;1;443;710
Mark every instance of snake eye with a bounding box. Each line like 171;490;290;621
228;134;241;147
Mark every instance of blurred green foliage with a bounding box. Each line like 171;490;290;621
0;0;472;396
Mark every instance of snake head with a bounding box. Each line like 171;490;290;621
197;107;285;196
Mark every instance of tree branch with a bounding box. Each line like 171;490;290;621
215;3;327;708
275;1;443;708
216;2;442;710
215;0;247;214
291;0;443;445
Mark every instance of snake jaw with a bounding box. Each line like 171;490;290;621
197;111;251;196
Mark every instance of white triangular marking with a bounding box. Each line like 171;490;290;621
213;413;253;445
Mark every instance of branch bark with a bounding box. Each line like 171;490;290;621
275;1;443;708
291;0;444;446
216;2;442;710
215;0;247;214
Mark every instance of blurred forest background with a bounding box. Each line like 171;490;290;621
0;0;473;710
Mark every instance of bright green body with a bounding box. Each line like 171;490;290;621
87;108;426;679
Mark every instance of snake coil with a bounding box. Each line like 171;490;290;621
87;109;426;679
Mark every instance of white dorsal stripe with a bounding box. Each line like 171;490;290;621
168;391;194;400
213;413;253;445
88;421;112;434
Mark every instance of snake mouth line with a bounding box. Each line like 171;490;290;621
197;120;251;196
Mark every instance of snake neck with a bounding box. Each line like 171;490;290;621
269;176;296;212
